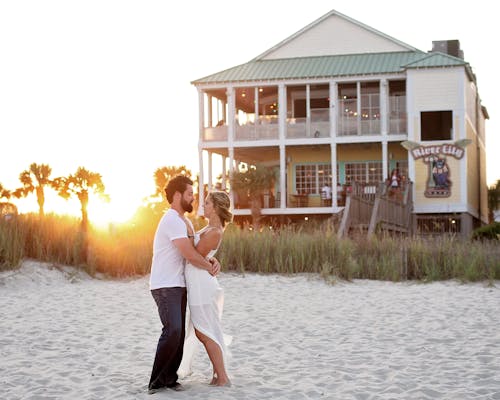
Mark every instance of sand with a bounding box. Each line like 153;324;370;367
1;260;499;400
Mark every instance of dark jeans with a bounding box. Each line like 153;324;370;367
149;287;187;390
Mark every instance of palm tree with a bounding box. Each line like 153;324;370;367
55;167;109;230
153;165;192;198
488;179;500;222
230;164;276;230
0;182;11;201
0;182;17;218
13;163;53;216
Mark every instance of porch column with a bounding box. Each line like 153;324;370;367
207;151;213;191
221;156;227;190
198;148;205;216
280;145;286;209
306;84;311;137
381;79;389;180
382;141;388;183
278;83;287;207
207;95;213;128
197;89;205;216
227;86;236;207
330;81;337;137
331;143;338;208
222;100;227;122
380;79;388;135
356;81;361;135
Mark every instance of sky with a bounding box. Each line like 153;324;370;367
1;0;498;223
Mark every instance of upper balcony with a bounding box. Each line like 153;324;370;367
202;95;406;142
200;81;407;143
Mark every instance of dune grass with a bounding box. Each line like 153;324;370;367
1;214;499;283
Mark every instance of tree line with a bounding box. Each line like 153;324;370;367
0;163;194;228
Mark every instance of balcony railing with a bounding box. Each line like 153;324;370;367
389;95;406;135
235;116;279;141
286;109;330;139
201;95;407;141
203;126;228;141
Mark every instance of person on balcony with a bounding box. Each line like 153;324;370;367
321;183;332;206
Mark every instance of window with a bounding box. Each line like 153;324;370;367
345;161;383;184
295;164;317;194
295;163;337;194
421;111;452;141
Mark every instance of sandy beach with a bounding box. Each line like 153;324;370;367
1;260;499;400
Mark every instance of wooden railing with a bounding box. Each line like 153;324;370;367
367;182;413;237
337;181;413;238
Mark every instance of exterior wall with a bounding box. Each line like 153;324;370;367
408;68;463;117
262;15;409;60
466;120;479;213
465;79;477;132
336;144;381;161
388;143;407;160
287;147;329;163
407;67;467;213
479;144;488;223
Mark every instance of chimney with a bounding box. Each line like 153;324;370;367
431;40;464;59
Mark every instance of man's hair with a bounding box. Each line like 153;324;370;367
165;175;193;204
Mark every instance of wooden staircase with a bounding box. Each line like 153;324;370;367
337;182;413;238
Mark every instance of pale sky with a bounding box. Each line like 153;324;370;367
1;0;498;223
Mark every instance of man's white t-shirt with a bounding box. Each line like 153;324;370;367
149;209;194;290
321;185;332;199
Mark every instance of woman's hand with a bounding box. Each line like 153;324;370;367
208;257;221;276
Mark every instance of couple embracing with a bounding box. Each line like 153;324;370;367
148;175;232;394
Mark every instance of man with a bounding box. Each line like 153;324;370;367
148;175;220;394
321;183;332;206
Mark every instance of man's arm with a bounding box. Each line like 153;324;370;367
173;238;220;275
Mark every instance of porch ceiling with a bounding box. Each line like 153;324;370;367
202;147;279;165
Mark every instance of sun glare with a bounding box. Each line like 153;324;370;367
15;191;137;228
87;198;134;228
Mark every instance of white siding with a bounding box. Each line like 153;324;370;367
466;79;477;130
408;68;463;111
262;15;409;60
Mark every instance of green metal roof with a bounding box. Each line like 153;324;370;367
404;52;467;68
192;51;468;85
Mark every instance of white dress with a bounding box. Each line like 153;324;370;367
177;228;228;378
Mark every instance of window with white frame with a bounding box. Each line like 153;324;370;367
344;161;383;184
295;163;337;194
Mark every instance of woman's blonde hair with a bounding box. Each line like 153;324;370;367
208;191;232;227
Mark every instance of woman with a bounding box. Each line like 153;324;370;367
179;191;232;387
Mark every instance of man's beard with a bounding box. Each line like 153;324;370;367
181;198;193;213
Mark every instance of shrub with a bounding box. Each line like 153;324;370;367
471;222;500;241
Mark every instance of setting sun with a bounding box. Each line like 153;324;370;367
14;190;140;228
86;197;135;227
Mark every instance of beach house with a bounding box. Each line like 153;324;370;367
192;9;489;236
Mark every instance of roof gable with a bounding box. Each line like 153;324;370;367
255;9;420;60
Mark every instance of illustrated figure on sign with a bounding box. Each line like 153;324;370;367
432;156;450;189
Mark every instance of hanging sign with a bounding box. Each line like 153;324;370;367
402;139;471;198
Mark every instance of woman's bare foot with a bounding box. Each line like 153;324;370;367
214;377;231;387
208;372;218;386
